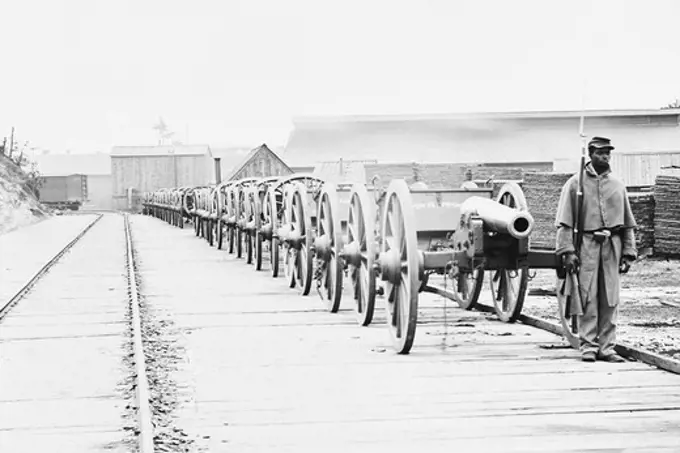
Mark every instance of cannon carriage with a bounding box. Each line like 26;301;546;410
242;176;283;271
226;178;260;261
336;177;565;354
267;174;325;293
191;186;214;241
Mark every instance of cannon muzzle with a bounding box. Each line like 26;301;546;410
460;196;534;239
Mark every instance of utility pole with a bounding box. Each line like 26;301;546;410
9;127;15;159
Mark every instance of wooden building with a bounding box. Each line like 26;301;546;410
610;151;680;187
110;145;212;210
227;144;293;181
283;108;680;186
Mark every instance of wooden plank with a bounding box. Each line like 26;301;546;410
128;215;680;452
423;287;680;375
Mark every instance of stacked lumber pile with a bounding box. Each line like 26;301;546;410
523;172;573;250
628;192;655;251
653;169;680;256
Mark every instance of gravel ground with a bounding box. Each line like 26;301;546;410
522;256;680;360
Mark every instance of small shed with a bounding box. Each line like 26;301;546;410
110;145;212;210
228;144;293;181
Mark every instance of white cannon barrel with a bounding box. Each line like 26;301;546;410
460;195;534;239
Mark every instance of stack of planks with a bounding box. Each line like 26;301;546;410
653;169;680;256
628;191;655;251
523;172;573;250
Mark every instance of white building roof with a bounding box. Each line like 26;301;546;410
292;108;680;125
110;145;212;157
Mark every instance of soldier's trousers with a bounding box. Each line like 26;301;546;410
579;248;618;356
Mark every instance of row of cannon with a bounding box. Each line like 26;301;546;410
142;174;575;354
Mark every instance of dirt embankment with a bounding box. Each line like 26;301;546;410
0;155;50;235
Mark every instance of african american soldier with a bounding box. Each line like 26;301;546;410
555;136;637;363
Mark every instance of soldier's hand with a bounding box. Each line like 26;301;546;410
563;253;579;274
619;255;634;274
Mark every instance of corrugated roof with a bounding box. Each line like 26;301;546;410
110;144;212;157
293;108;680;125
33;153;111;176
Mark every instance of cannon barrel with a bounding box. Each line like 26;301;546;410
460;196;534;239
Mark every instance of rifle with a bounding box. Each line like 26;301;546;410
575;112;587;253
564;104;588;322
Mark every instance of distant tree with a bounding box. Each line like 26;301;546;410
153;116;176;145
661;98;680;109
1;133;44;198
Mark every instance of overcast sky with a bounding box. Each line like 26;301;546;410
1;0;678;154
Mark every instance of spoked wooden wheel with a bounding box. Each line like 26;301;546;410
226;187;236;254
244;231;253;264
282;187;297;288
380;180;421;354
454;266;484;310
347;184;377;326
252;189;264;270
265;187;280;277
557;274;581;349
215;190;225;250
207;218;215;246
236;228;243;258
488;183;530;323
315;183;344;312
246;188;258;266
216;219;224;249
291;183;313;296
236;187;247;259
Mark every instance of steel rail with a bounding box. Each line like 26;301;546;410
124;213;155;453
0;214;103;321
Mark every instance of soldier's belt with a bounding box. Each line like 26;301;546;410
584;228;621;244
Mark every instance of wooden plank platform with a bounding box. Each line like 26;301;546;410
0;215;132;453
0;215;98;304
130;215;680;452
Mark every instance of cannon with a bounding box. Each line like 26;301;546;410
257;177;291;278
338;178;544;354
266;174;326;294
191;186;213;240
230;178;260;262
244;176;282;271
213;182;233;251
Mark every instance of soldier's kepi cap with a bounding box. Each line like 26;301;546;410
588;136;615;151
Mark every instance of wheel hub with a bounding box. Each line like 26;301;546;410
313;234;332;261
341;240;362;267
278;224;303;248
260;223;273;240
378;249;401;284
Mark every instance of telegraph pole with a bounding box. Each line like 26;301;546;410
9;127;15;158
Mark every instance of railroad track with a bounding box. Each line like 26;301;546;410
0;214;103;320
0;213;155;452
123;213;154;453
